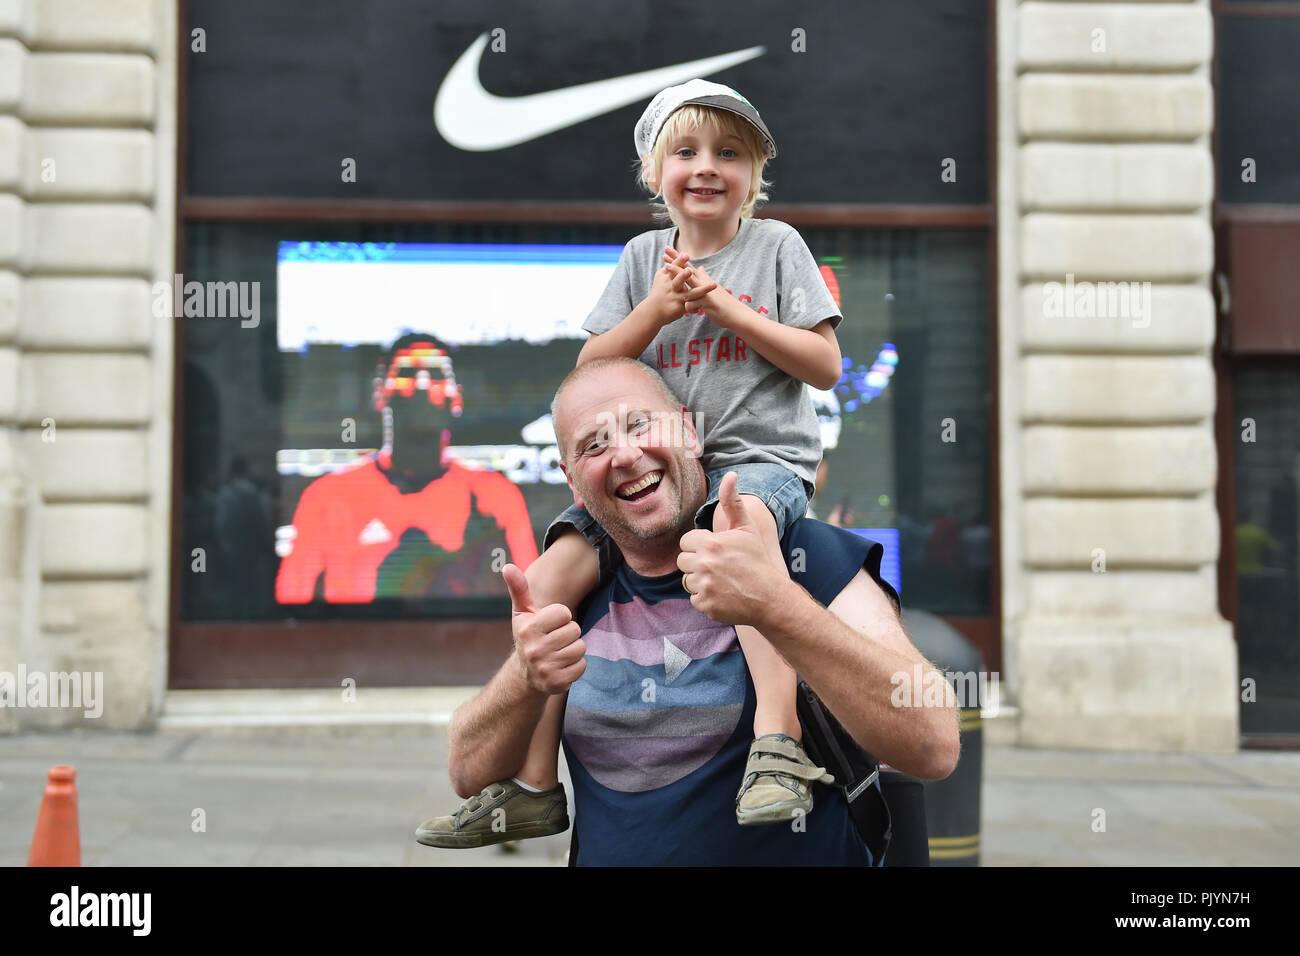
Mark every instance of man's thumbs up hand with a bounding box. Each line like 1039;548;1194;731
677;473;784;628
503;563;536;615
714;471;754;533
502;564;587;696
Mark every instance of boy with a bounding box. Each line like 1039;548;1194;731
417;79;844;848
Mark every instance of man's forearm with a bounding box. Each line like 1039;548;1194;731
756;578;958;780
447;653;550;797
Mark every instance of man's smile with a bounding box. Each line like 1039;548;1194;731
614;470;664;502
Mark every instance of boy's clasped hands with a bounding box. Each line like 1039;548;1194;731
650;245;747;331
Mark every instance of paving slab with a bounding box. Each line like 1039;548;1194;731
1101;783;1277;829
986;747;1244;786
1196;751;1300;789
1219;790;1300;827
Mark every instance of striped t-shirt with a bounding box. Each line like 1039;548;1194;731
561;518;888;866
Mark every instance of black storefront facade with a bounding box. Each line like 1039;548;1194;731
170;0;1001;690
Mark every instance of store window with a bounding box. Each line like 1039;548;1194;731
1215;3;1300;740
173;0;995;686
178;221;991;622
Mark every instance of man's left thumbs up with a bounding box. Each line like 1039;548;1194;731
677;472;782;627
714;471;754;533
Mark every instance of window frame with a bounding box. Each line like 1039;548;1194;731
1212;0;1300;747
168;0;1002;688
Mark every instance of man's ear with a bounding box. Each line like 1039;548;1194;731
559;462;585;509
680;403;702;458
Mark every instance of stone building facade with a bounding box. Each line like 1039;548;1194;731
0;0;175;730
0;0;1243;749
999;0;1236;750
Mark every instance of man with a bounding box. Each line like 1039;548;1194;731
275;333;538;603
446;357;959;865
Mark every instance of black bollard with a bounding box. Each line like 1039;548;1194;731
898;609;985;866
880;770;929;866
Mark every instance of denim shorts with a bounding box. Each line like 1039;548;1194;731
542;461;813;584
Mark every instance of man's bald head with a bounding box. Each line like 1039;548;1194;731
551;357;684;462
550;356;707;571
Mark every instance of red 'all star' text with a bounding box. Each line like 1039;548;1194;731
657;334;748;369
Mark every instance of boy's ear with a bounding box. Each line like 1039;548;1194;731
641;154;659;191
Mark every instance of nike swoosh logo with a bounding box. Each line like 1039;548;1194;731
434;33;765;151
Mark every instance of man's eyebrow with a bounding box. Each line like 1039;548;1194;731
572;424;601;450
574;414;623;450
571;407;661;450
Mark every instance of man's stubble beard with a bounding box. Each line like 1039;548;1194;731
580;455;706;549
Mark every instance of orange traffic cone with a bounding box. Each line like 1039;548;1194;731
27;765;81;867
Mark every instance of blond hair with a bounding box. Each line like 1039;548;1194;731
635;104;772;225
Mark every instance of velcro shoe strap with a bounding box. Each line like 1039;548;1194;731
746;756;835;785
749;736;819;762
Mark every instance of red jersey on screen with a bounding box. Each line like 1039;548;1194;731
275;455;538;603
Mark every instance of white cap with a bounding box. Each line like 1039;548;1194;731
634;79;777;160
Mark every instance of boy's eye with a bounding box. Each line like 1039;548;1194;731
675;148;694;158
720;148;737;159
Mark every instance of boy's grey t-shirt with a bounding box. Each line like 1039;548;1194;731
583;216;842;489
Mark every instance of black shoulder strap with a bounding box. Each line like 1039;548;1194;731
796;679;891;866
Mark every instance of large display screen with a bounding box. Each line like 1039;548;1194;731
184;223;999;630
262;239;902;608
271;241;619;605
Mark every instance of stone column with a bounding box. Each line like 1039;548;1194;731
0;5;26;734
1001;0;1238;749
0;0;174;731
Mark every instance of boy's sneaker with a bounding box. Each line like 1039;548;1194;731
414;780;569;848
735;733;834;826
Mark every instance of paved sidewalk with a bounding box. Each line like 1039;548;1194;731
0;729;570;867
979;747;1300;866
2;730;1298;866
